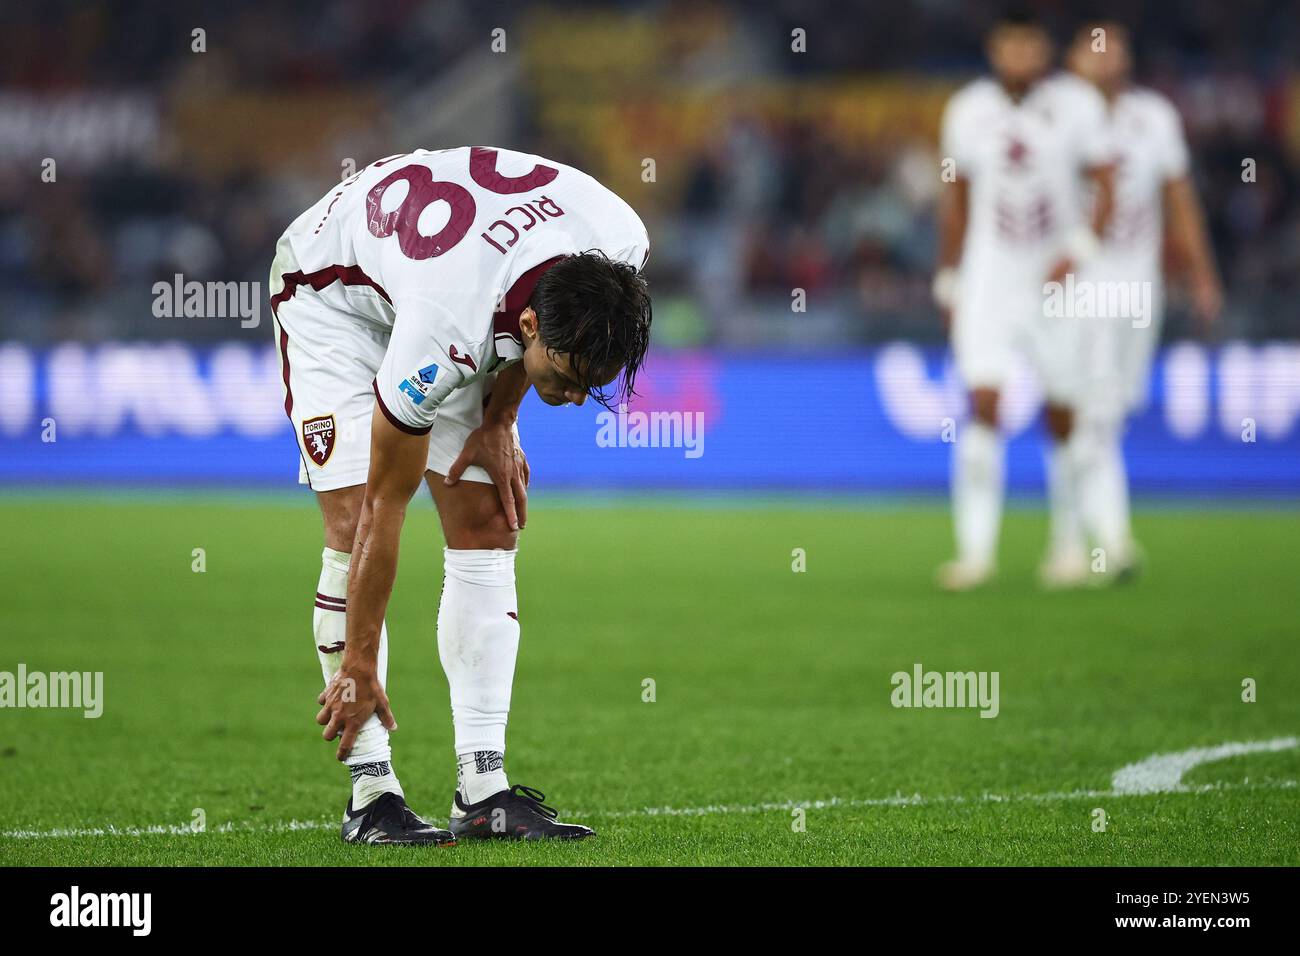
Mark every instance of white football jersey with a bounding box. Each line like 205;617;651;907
1094;85;1190;278
275;147;649;433
941;73;1112;276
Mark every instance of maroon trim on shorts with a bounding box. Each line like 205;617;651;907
277;322;294;418
274;318;316;490
371;381;432;436
270;262;389;490
270;263;392;317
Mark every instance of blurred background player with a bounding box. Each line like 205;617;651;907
933;10;1115;591
1065;20;1223;581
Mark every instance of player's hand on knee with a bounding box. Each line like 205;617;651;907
516;441;529;488
511;443;529;525
445;422;528;532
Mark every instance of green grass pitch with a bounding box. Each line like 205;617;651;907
1;492;1297;866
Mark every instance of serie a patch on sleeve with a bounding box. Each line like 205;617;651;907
398;355;441;408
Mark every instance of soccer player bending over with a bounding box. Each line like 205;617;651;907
268;147;651;844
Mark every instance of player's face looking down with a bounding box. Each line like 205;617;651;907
514;250;653;408
518;306;619;406
987;25;1051;92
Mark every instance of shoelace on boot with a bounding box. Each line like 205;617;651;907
507;784;559;820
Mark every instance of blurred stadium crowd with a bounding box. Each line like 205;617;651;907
2;0;1298;348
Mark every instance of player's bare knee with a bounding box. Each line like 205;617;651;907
446;514;517;552
970;389;1000;429
323;512;360;552
434;486;517;551
317;486;364;552
1045;404;1074;442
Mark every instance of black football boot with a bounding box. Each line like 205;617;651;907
341;791;456;846
448;784;595;841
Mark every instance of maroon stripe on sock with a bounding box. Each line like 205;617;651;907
315;602;347;613
316;592;346;606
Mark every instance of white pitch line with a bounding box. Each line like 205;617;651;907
594;789;1106;819
2;781;1295;840
596;778;1297;819
4;738;1296;840
1112;735;1297;795
0;819;336;840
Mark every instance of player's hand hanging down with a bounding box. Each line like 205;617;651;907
444;362;532;532
317;666;396;761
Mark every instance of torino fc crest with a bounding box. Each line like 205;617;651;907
302;415;336;466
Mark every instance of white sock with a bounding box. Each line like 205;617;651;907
438;548;519;806
315;547;402;809
1098;425;1133;557
953;421;1004;567
1076;420;1133;565
1045;438;1084;564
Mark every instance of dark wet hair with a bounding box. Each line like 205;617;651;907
988;4;1055;41
530;250;652;408
994;5;1040;29
1071;16;1131;48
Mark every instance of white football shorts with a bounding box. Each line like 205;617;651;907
951;257;1082;405
269;251;507;493
1072;257;1166;421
